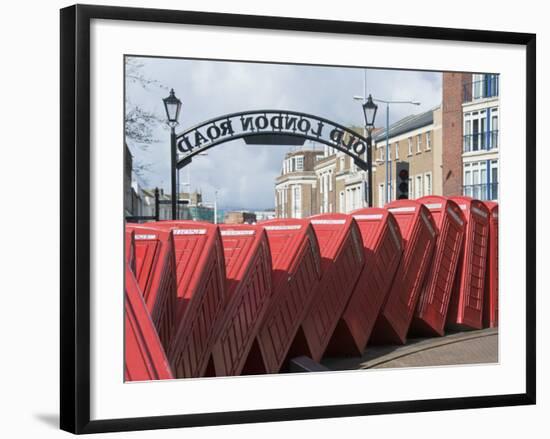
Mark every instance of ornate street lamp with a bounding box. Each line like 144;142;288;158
163;88;182;127
163;89;182;220
361;94;378;207
362;94;378;133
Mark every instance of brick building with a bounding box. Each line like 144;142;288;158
442;72;471;197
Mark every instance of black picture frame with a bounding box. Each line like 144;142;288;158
60;4;536;434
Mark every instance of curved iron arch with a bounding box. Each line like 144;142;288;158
175;109;370;170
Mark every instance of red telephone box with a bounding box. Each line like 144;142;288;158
247;219;322;374
126;224;176;350
125;264;174;382
150;221;227;378
446;197;490;330
326;208;403;356
411;196;466;336
371;200;437;345
295;214;364;362
483;201;499;328
210;225;273;376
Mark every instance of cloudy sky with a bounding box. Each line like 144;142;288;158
125;56;441;210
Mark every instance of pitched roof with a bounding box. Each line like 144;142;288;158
374;107;438;142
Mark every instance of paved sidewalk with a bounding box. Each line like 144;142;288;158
322;328;498;370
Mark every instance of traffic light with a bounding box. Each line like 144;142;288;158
396;161;410;199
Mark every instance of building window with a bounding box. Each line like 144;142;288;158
408;137;413;156
426;131;431;150
473;74;483;99
463;160;498;201
491;112;499;149
395;143;399;160
339;156;345;171
295;156;304;171
328;170;333;191
339;191;345;213
279;188;287;218
491;160;499;200
424;173;432;196
415;175;423;199
292;185;302;218
464;111;487;152
416;134;422;153
380;148;385;162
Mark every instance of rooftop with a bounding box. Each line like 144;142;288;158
374;107;439;142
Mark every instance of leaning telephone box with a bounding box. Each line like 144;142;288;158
411;196;466;336
126;224;176;350
371;200;437;345
125;265;174;382
326;208;403;356
150;221;227;379
247;219;322;374
446;197;490;330
294;214;364;362
483;201;499;328
210;225;273;377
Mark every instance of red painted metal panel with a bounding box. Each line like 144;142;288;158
412;196;466;336
210;225;273;376
126;228;136;275
248;219;322;374
150;221;227;378
126;225;176;351
483;201;499;328
371;200;437;345
125;264;174;382
326;208;403;356
446;197;490;330
296;214;364;362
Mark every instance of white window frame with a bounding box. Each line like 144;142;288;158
294;156;304;172
415;175;423;199
424;172;432;196
292;185;302;218
416;134;422;153
395;142;399;160
426;131;431;151
408;137;413;156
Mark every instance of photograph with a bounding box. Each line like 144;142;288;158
123;56;500;381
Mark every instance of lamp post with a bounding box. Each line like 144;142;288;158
360;94;378;207
162;88;182;220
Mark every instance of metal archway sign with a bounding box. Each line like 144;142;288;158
175;109;369;170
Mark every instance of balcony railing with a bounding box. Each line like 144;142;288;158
463;183;498;201
463;75;499;103
463;130;499;153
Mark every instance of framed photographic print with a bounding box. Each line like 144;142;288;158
60;4;536;434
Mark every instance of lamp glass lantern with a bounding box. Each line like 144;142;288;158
362;94;378;132
163;88;182;127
